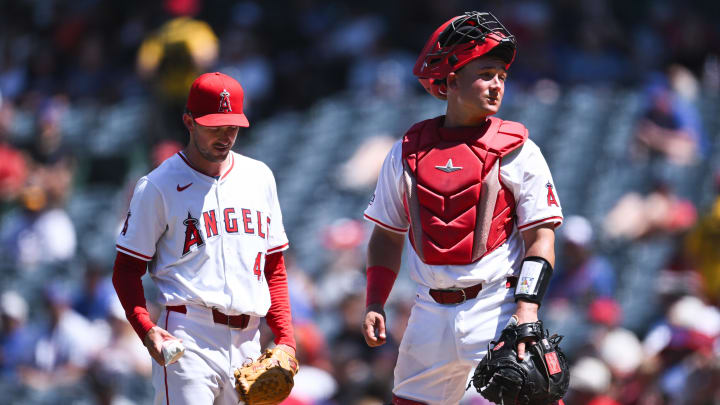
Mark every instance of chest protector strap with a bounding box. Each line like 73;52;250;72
402;116;528;265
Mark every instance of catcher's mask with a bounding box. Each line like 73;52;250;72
413;11;517;100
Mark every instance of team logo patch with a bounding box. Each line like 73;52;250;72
368;193;375;206
218;89;232;112
435;158;463;173
546;182;559;207
545;351;562;375
182;212;205;255
121;211;131;236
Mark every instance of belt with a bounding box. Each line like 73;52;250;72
429;276;518;305
166;305;250;329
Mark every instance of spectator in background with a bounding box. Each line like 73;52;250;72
684;174;720;305
72;261;116;321
0;181;77;269
331;292;398;404
632;69;706;166
17;283;103;390
564;356;613;405
285;322;337;404
547;215;616;306
0;100;27;204
0;290;34;379
639;295;720;404
337;135;395;192
216;26;275;118
604;181;697;241
315;218;367;311
86;296;151;405
0;95;77;269
137;17;219;143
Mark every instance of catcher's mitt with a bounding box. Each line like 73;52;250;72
471;319;569;405
234;347;299;405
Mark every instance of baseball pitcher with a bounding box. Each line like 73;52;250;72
112;72;297;405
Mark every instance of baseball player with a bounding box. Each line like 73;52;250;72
361;12;563;405
112;72;295;404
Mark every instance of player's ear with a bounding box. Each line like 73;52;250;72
444;74;456;94
182;113;194;131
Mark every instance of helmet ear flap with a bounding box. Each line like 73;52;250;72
438;81;448;97
417;78;448;100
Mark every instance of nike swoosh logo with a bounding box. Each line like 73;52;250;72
176;183;193;192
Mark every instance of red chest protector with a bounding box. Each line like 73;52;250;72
402;116;528;265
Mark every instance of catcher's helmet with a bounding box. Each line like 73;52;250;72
413;11;517;100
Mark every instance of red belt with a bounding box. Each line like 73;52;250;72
166;305;250;329
429;276;518;305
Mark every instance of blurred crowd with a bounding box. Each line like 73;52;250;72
1;0;720;404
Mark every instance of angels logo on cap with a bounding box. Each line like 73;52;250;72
219;89;232;112
186;72;249;127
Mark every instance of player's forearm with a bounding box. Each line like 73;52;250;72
521;224;556;266
112;252;155;340
515;223;556;317
264;252;296;350
365;226;405;308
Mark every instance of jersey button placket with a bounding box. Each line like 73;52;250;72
216;180;231;310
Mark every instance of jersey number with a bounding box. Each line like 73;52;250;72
253;252;263;281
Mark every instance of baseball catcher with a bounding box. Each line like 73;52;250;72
471;317;569;405
234;347;299;405
362;10;567;404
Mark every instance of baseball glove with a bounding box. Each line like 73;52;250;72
471;319;569;405
234;347;299;405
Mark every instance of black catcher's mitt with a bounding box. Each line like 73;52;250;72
471;319;569;405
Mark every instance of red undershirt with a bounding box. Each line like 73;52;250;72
112;251;295;350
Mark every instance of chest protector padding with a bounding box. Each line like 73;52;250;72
402;116;528;265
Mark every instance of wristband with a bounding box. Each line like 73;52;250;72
514;256;553;306
366;265;397;307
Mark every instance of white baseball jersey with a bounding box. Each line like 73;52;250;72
364;138;562;289
116;151;289;317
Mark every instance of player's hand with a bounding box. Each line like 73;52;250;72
362;304;387;347
514;300;539;361
143;325;182;366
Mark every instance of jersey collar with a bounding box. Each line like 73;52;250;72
177;151;235;181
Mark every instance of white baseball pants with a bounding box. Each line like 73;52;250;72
151;305;261;405
393;278;517;405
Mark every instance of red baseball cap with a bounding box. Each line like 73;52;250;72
186;72;249;127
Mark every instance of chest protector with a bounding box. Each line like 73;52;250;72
402;116;528;265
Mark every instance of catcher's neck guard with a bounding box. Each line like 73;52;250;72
413;11;517;100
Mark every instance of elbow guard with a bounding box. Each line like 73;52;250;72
514;256;553;306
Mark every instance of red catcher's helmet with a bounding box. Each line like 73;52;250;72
413;11;517;100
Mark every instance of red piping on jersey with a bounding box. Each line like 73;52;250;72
177;152;235;180
220;154;235;180
267;242;289;253
164;310;170;405
392;395;427;405
517;216;563;230
116;244;152;260
363;213;408;233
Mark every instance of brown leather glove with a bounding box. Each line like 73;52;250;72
234;348;299;405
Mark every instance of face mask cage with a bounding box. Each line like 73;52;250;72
428;11;516;63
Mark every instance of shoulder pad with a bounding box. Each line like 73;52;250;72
497;120;528;141
491;119;528;156
402;116;443;157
